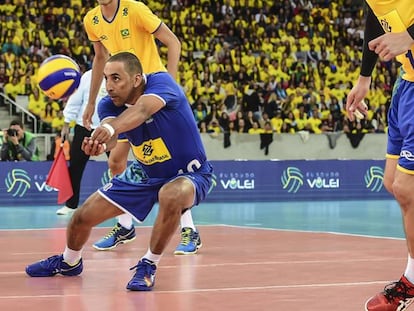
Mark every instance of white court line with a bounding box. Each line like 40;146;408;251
0;257;403;275
0;280;392;299
0;224;405;240
218;224;406;241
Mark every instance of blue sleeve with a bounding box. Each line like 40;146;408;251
144;73;184;109
97;96;118;122
98;96;128;140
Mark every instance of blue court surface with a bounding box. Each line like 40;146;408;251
0;200;404;239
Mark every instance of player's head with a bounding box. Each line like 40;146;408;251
104;52;144;106
108;52;143;76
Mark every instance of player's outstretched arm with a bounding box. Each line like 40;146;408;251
153;23;181;79
91;95;164;143
346;6;380;121
83;41;109;130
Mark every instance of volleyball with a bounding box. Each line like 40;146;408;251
37;54;81;100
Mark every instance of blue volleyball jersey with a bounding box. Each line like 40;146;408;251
98;72;208;178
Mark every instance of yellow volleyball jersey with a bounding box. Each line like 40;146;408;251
366;0;414;81
83;0;166;74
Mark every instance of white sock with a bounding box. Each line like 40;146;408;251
63;246;82;266
142;249;162;265
117;213;133;229
404;254;414;284
180;209;196;231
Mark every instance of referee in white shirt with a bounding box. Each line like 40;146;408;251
56;69;106;215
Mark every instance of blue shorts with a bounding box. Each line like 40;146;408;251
97;161;214;222
387;78;414;172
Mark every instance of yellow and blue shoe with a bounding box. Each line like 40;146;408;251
93;223;136;250
126;258;157;291
174;227;202;255
25;254;83;277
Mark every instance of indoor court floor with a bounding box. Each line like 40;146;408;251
0;200;409;311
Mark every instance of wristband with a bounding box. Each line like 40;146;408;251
102;123;115;137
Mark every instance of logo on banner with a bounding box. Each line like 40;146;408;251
5;169;31;197
219;172;255;190
3;166;112;200
281;167;303;193
364;166;384;192
281;167;340;193
208;173;217;194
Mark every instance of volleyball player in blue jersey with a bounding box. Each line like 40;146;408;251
25;52;214;291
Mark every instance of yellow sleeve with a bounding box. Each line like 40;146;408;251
133;2;162;34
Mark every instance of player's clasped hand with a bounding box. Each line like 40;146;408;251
90;124;113;143
81;137;106;156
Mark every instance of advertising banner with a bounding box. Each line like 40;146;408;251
210;159;391;201
0;161;111;206
0;159;391;206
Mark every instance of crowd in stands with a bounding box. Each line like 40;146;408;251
0;0;394;143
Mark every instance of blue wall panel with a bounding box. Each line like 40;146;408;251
0;159;391;206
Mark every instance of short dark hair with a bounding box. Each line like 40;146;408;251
107;52;143;76
9;119;23;128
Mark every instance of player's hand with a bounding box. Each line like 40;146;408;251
369;31;414;61
82;103;95;131
346;97;368;122
81;137;106;156
346;76;370;121
90;124;113;143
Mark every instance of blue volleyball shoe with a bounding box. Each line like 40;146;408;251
174;227;202;255
25;254;83;277
93;223;136;250
126;258;157;291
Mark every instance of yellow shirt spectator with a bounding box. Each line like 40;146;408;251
307;116;322;134
270;113;284;133
241;50;256;70
41;107;55;123
248;121;264;134
223;80;236;96
51;111;65;132
4;77;22;100
28;88;46;117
